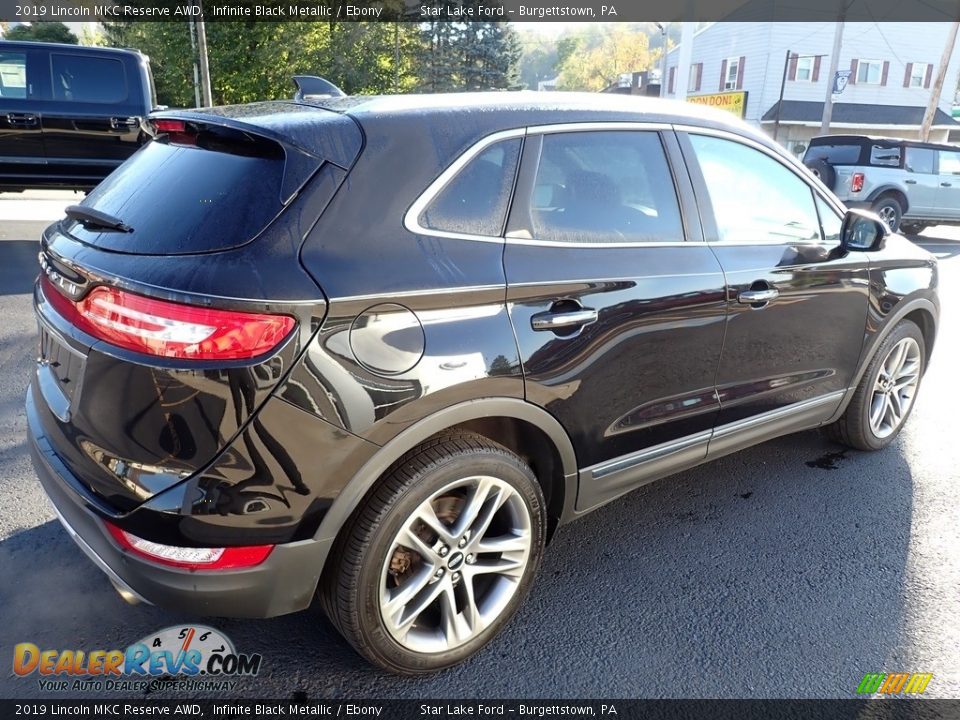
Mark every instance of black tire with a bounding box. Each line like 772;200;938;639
805;159;836;190
871;195;903;233
319;432;546;675
824;320;925;451
900;221;928;236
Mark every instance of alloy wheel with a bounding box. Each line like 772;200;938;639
869;337;921;439
876;204;898;227
378;475;532;654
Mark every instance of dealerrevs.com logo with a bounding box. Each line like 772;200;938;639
13;625;262;692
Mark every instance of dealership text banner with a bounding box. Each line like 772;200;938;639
4;0;960;22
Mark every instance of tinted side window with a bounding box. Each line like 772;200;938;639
419;139;521;237
905;147;935;174
938;150;960;175
530;131;684;244
0;52;27;99
51;54;127;104
689;134;821;243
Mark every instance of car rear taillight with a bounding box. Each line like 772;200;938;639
851;172;865;193
41;276;295;360
105;522;273;570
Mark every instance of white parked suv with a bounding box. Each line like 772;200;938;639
802;134;960;234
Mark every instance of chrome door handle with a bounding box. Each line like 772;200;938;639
6;113;38;127
110;116;140;130
737;288;779;304
531;308;598;331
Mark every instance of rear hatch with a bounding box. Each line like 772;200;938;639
31;102;362;514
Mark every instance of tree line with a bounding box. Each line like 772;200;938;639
2;20;673;107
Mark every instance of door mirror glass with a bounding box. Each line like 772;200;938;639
840;209;887;252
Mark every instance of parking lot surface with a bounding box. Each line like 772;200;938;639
1;192;958;698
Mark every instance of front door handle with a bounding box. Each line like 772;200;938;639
942;182;953;187
531;308;598;332
738;288;779;305
6;113;38;127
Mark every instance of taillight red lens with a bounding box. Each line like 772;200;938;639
152;119;186;133
851;172;865;193
41;276;295;360
105;522;273;570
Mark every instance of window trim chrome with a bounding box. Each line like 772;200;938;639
404;121;684;247
403;127;526;244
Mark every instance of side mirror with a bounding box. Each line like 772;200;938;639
839;209;888;254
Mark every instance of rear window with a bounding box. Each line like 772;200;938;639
804;143;862;165
52;54;127;104
66;129;287;255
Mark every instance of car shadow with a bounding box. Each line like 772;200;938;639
0;429;915;699
0;241;39;296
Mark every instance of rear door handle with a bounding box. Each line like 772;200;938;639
531;308;598;332
6;113;38;127
738;288;779;305
904;179;917;185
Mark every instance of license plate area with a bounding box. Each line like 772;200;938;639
37;322;86;423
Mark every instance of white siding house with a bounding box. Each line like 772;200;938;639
663;22;960;152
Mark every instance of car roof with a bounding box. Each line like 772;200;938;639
0;40;145;58
809;133;959;152
305;90;752;128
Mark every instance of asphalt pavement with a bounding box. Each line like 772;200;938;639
1;191;958;699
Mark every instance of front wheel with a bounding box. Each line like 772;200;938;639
824;320;925;450
320;432;546;674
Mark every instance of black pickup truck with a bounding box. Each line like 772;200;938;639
0;40;157;192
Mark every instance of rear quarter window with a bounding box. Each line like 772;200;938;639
869;145;901;167
0;51;27;99
51;53;128;104
418;139;521;237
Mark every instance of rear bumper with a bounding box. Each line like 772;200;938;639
27;385;331;618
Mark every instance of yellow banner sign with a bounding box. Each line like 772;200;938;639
687;91;748;118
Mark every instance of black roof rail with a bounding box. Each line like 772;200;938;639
292;75;346;101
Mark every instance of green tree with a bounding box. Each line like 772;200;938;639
4;22;78;44
100;20;419;108
417;16;521;92
557;25;654;92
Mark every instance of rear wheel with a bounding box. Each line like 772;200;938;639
900;221;928;236
824;320;925;450
320;432;546;674
871;195;903;232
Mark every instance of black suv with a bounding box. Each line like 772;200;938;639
0;41;156;192
27;93;938;674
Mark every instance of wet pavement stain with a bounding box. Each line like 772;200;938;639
806;449;848;470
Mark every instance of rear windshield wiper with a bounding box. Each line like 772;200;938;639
64;205;134;233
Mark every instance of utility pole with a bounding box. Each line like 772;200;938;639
773;50;791;141
188;20;201;108
674;21;694;100
819;20;845;135
656;23;668;98
920;20;960;142
195;1;213;108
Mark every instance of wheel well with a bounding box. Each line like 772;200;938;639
872;189;908;214
904;308;936;360
448;417;566;542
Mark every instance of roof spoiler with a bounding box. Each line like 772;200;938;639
292;75;346;101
